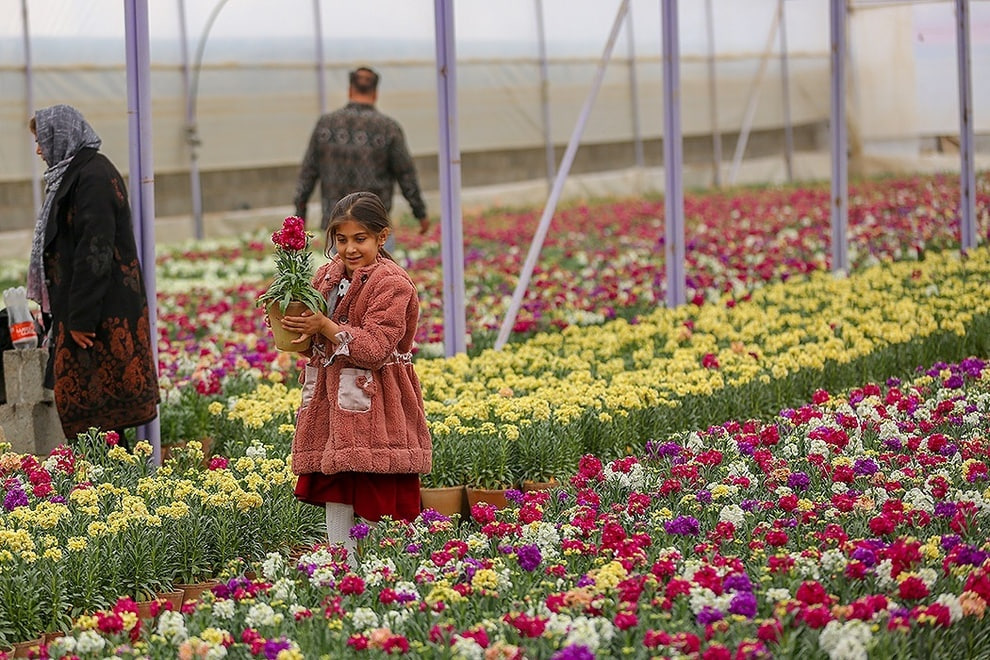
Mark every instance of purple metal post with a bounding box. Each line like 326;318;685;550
177;0;203;241
779;0;794;183
313;0;327;114
956;0;977;250
124;0;162;461
494;0;631;350
626;6;644;168
21;0;41;215
704;0;722;188
535;0;556;184
662;0;685;308
829;0;849;273
434;0;467;356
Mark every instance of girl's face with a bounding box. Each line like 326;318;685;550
333;219;386;276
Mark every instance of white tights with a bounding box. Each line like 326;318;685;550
325;502;357;561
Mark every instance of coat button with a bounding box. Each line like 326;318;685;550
361;274;368;282
339;316;347;324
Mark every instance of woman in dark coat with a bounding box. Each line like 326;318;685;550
27;104;159;441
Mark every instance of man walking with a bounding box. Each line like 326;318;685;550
293;66;430;248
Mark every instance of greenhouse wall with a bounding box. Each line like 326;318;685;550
0;0;987;237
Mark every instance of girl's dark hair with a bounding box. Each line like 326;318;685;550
325;191;394;261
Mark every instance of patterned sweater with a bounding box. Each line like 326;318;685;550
293;102;428;229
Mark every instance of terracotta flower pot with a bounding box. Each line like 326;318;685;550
266;301;313;352
11;637;43;657
522;478;560;492
420;485;466;518
465;487;509;510
157;589;185;612
175;579;220;604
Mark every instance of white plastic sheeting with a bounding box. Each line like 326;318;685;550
0;0;986;185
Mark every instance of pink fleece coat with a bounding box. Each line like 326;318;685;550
291;256;432;476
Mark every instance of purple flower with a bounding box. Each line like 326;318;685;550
649;441;683;458
740;499;760;512
850;547;877;567
696;489;712;504
729;591;759;618
516;544;542;572
853;459;878;476
263;638;292;660
723;573;753;593
576;574;595;588
886;377;902;387
940;534;962;550
350;523;371;540
506;489;524;504
553;645;595;660
787;471;810;491
664;515;700;536
3;487;28;511
405;543;421;554
944;374;964;389
952;545;989;567
696;606;724;625
881;437;903;451
420;509;451;524
934;502;957;518
940;444;959;456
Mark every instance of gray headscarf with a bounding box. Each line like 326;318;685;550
27;104;102;313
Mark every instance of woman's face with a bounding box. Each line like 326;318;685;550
332;219;385;276
30;128;45;163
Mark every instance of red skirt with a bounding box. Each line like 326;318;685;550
294;471;422;522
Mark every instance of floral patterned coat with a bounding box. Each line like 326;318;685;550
291;256;432;476
42;147;159;439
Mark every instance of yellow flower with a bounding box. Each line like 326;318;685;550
471;569;499;591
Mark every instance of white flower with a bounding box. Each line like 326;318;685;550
261;551;285;581
156;610;190;643
820;548;847;574
245;443;267;459
74;630;107;654
351;606;380;629
935;593;964;623
766;588;791;603
564;615;614;652
211;599;236;620
718;504;745;526
450;636;485;660
245;602;281;628
271;576;296;601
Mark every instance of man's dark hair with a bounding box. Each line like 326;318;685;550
349;67;380;95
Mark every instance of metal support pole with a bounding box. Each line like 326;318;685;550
778;0;794;183
662;0;685;308
626;6;644;168
956;0;977;250
177;0;203;240
829;0;849;273
704;0;722;187
21;0;41;215
434;0;467;356
535;0;556;184
313;0;327;114
495;0;630;350
124;0;162;462
728;6;781;185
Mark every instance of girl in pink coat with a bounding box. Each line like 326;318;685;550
280;191;432;561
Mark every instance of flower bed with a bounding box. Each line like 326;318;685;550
17;356;990;658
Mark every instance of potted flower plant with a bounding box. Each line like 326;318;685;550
257;215;327;352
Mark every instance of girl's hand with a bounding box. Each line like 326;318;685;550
281;310;335;343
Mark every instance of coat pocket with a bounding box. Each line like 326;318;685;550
338;368;373;412
299;365;319;410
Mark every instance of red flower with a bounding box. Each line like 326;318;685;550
795;581;830;606
898;576;930;601
702;353;720;369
